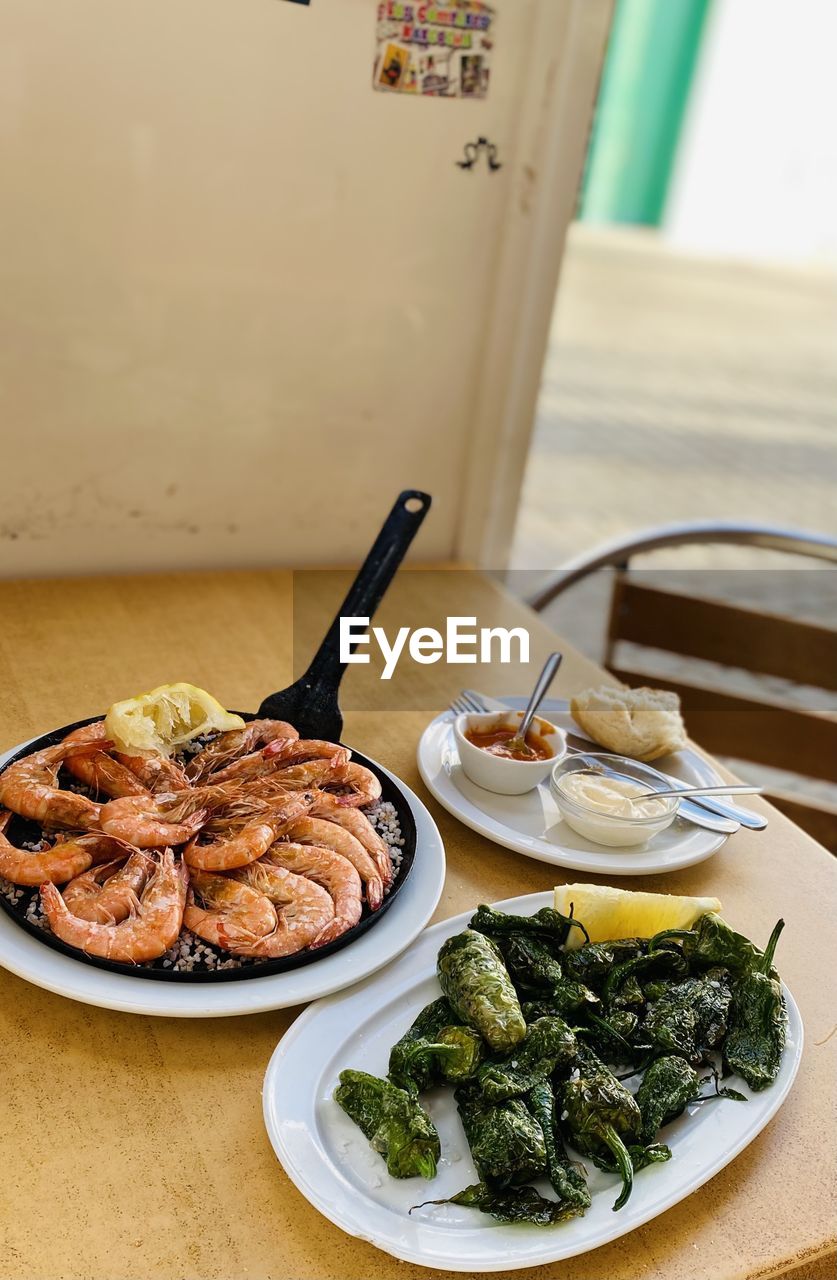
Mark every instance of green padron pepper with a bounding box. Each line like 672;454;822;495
334;1069;440;1179
643;967;733;1062
603;949;689;1011
577;1010;642;1065
477;1016;577;1102
455;1085;547;1187
434;1025;485;1082
469;905;588;948
496;935;600;1015
649;912;772;976
388;998;484;1093
521;979;600;1021
634;1055;701;1141
388;997;458;1092
562;939;646;990
528;1081;591;1213
559;1044;642;1211
590;1142;672;1175
438;930;526;1054
493;934;563;991
413;1181;579;1225
723;919;787;1091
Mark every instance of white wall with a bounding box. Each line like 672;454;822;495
665;0;837;265
0;0;610;576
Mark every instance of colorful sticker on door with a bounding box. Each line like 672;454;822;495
374;2;496;99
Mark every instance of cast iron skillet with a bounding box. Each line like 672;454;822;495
0;490;432;983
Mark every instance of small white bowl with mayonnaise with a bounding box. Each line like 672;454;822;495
551;753;680;847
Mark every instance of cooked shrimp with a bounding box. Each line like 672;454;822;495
0;741;103;829
183;790;314;872
263;739;353;768
184;869;277;950
323;762;382;808
277;816;384;908
309;797;393;886
262;746;381;809
203;737;302;787
40;849;188;963
221;863;334;958
0;812;131;886
98;794;208;848
62;723;150;799
62;850;154;924
255;755;351;793
263;843;362;947
185;719;299;781
113;751;191;794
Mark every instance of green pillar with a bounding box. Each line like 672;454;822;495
581;0;712;226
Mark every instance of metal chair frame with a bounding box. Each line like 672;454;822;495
527;521;837;613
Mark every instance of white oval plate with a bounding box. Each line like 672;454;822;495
264;891;803;1273
0;741;445;1018
417;698;729;875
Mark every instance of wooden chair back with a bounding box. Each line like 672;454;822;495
605;575;837;852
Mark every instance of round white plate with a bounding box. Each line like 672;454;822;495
264;891;803;1273
417;697;729;875
0;740;446;1018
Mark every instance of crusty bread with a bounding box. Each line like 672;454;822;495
570;685;687;762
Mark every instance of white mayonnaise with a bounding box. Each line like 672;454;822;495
555;772;676;847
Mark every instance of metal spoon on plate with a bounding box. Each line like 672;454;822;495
503;652;564;758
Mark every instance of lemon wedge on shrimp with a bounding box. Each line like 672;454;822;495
105;683;245;757
554;883;722;950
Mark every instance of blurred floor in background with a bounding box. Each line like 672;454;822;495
511;223;837;574
508;223;837;811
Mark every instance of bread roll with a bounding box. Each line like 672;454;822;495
570;685;687;762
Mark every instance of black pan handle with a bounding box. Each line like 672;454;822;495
303;489;432;691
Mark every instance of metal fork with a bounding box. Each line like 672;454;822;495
449;688;763;831
450;692;486;717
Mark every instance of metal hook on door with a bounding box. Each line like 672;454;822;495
456;136;502;172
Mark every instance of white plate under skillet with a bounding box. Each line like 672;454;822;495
417;697;729;876
264;891;803;1273
0;742;445;1018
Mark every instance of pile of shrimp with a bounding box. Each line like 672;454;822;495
0;719;397;968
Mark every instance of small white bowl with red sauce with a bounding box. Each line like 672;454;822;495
453;710;567;795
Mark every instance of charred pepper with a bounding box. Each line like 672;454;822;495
559;1044;642;1211
334;1069;440;1179
389;999;484;1092
603;948;689;1011
388;997;458;1092
469;904;588;948
577;1010;642;1065
414;1181;579;1225
477;1016;577;1102
496;934;600;1015
723;919;787;1091
528;1080;591;1213
455;1085;547;1187
562;939;646;990
438;930;526;1054
590;1142;672;1175
521;979;599;1020
634;1055;701;1141
642;967;733;1062
650;912;772;976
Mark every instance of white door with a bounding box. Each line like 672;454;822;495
0;0;611;573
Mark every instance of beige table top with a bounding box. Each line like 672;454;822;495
0;569;835;1280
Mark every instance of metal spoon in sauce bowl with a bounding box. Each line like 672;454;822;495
505;652;564;758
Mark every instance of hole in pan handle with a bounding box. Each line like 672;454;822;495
258;489;432;740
